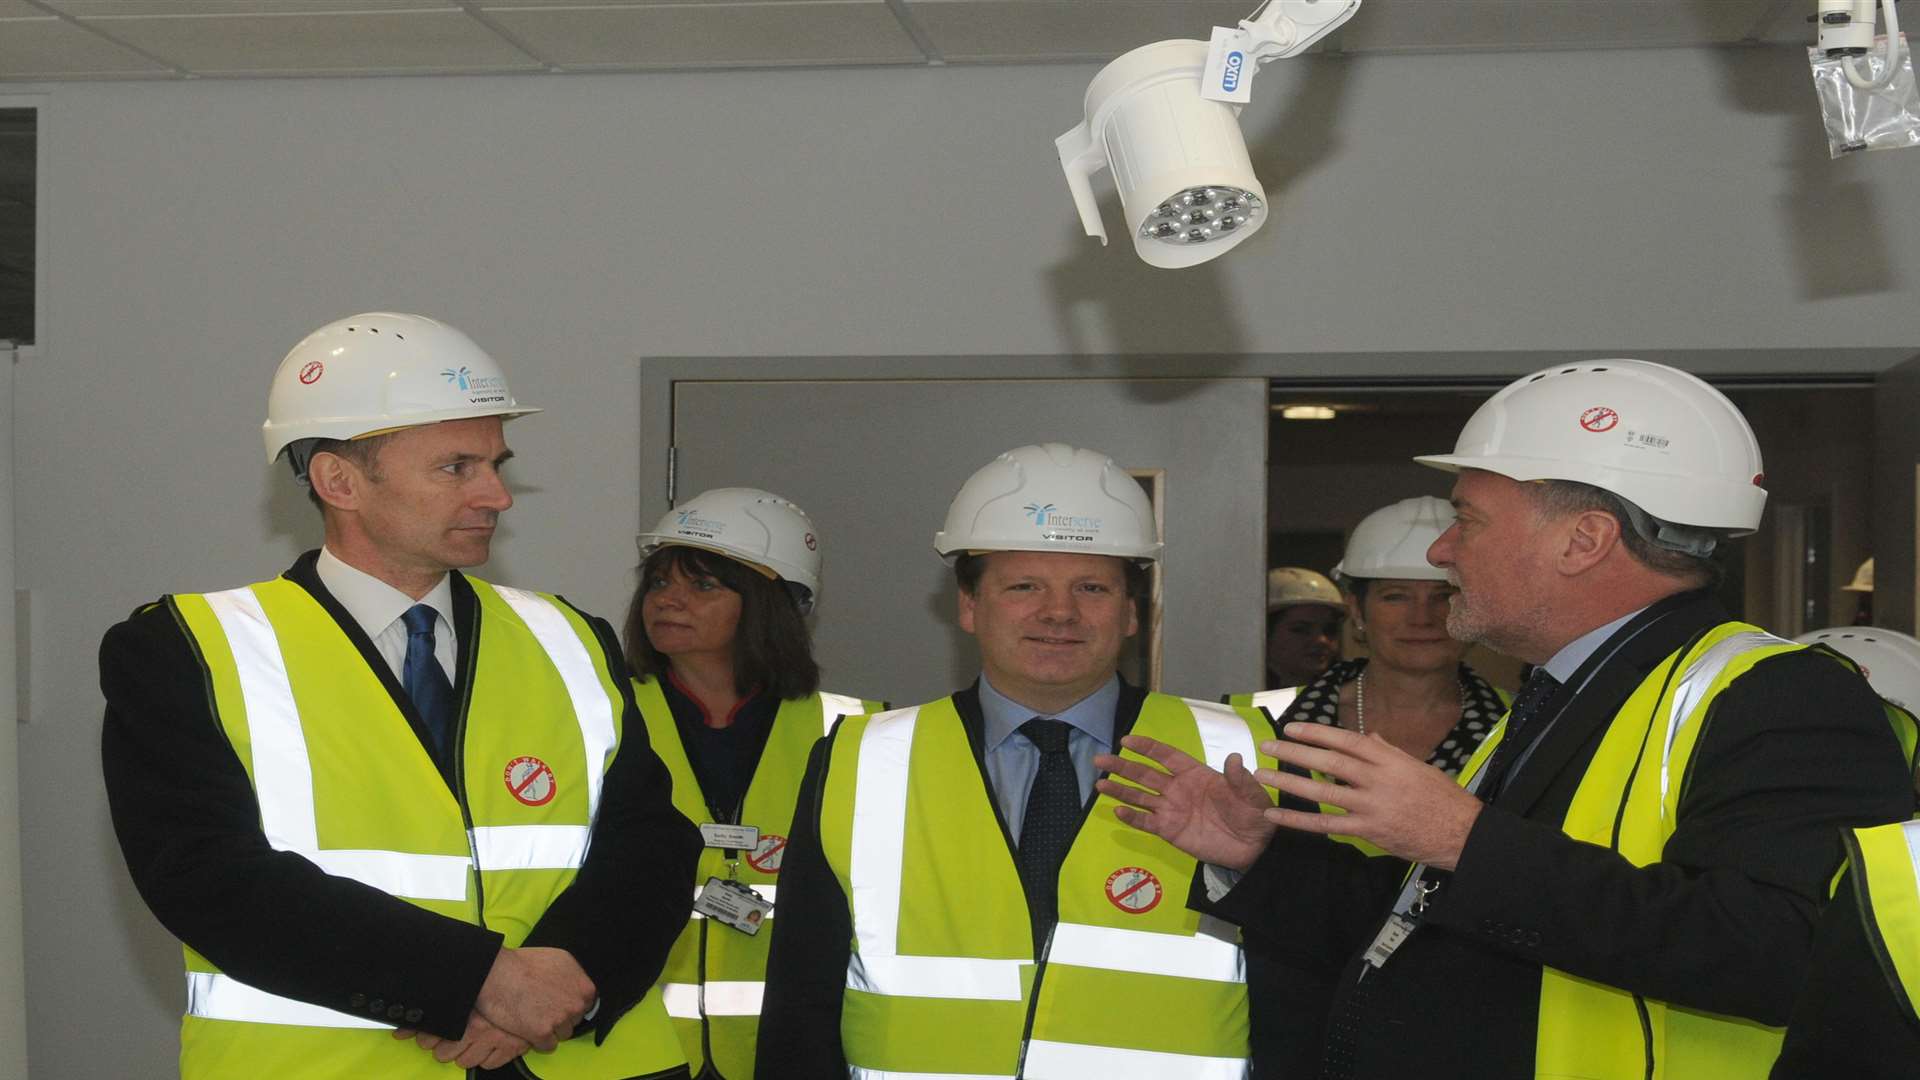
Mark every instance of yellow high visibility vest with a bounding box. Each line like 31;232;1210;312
1838;820;1920;1030
636;679;881;1078
170;575;685;1080
1454;622;1811;1080
819;692;1275;1079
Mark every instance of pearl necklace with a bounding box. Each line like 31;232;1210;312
1354;666;1468;737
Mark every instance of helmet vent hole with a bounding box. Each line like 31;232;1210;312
1562;368;1577;374
370;327;380;334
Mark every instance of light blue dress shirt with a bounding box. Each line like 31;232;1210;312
977;674;1121;847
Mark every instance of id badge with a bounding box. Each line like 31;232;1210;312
1362;912;1417;971
694;876;774;935
699;823;760;850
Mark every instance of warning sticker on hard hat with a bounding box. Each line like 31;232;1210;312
298;361;324;385
1579;407;1619;433
1104;866;1163;914
503;756;557;807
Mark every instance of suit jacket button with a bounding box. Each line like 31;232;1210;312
405;1008;424;1023
387;1004;406;1020
368;998;385;1015
348;993;367;1009
1525;930;1541;947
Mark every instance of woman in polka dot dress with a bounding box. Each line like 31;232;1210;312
1227;496;1511;789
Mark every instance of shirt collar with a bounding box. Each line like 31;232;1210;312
316;546;454;640
1541;604;1649;685
978;673;1121;753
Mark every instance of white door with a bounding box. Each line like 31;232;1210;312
663;377;1267;707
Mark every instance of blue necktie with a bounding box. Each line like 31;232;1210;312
1475;668;1562;802
1016;718;1082;947
401;604;456;759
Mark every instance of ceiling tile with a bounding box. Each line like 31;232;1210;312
1337;0;1780;53
0;1;48;17
82;10;544;75
48;1;459;13
485;2;925;68
0;16;175;78
909;0;1256;62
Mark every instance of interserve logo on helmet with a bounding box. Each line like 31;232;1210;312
674;510;729;540
440;365;510;406
1024;502;1104;543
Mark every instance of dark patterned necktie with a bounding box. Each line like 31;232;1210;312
401;604;456;760
1475;668;1561;802
1016;718;1081;945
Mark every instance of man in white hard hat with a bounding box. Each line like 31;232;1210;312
1263;566;1346;689
1097;361;1913;1078
100;313;699;1078
757;443;1275;1078
1771;627;1920;1079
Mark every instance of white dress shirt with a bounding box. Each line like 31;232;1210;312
315;547;457;684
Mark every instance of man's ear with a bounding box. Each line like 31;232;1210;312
956;585;977;635
1559;510;1623;576
307;451;362;513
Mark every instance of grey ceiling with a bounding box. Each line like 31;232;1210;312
0;1;1828;81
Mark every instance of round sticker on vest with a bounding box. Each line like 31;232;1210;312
1579;406;1619;433
1104;866;1163;914
746;834;788;873
503;756;557;807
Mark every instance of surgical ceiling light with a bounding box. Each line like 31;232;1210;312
1808;0;1920;156
1818;0;1905;91
1055;0;1360;269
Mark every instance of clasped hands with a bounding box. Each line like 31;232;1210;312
392;945;596;1071
1092;721;1486;872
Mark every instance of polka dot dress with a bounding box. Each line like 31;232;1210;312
1279;658;1506;776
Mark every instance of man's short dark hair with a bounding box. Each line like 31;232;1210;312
952;551;1151;600
1523;479;1725;589
294;432;401;511
623;545;821;701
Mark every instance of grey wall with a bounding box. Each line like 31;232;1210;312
11;41;1920;1077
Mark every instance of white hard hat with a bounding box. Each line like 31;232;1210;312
1414;360;1766;536
638;487;824;614
263;312;540;463
1844;558;1876;593
933;443;1161;562
1796;626;1920;714
1267;567;1344;614
1332;496;1454;582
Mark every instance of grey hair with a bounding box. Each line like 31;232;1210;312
1522;479;1725;587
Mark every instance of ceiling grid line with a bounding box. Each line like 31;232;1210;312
24;0;192;79
885;0;945;65
457;2;565;73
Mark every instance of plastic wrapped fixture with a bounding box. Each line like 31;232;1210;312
1809;35;1920;157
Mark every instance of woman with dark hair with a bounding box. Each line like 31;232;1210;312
624;487;883;1080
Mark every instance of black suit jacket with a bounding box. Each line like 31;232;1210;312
100;552;701;1076
759;681;1250;1079
1205;591;1916;1078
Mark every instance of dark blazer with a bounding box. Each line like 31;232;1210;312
1204;590;1916;1078
100;551;701;1077
757;680;1237;1079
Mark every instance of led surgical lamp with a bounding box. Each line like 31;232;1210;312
1817;0;1906;91
1056;0;1360;269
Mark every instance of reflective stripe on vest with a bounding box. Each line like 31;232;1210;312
491;584;619;823
662;980;766;1020
818;691;869;729
830;695;1266;1076
187;972;388;1030
1657;630;1788;808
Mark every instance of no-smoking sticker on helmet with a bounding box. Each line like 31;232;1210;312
503;756;557;807
1104;866;1162;914
298;361;324;385
1579;406;1619;433
747;834;788;873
